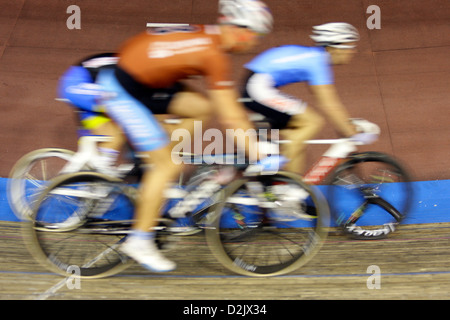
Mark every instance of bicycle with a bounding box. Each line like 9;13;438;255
22;153;330;278
297;121;414;240
247;114;414;240
8;135;140;221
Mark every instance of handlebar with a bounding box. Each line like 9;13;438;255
350;118;380;135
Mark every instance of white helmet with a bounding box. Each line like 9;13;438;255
310;22;360;48
218;0;273;34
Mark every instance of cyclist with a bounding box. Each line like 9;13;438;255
58;53;125;168
97;0;274;272
242;22;377;174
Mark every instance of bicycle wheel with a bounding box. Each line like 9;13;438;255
205;171;329;277
8;148;78;220
328;152;414;240
22;172;136;279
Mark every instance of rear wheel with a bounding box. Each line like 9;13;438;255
8;148;77;220
23;172;136;279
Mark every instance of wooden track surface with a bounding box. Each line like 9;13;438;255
1;221;449;300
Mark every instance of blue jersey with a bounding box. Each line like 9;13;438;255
245;45;333;87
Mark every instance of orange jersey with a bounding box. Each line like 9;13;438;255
117;25;234;90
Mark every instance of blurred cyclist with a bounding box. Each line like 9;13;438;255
97;0;274;272
242;22;376;173
58;53;125;168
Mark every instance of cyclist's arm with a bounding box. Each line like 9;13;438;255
208;88;258;161
310;84;357;137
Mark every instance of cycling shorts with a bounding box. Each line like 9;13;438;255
114;66;184;115
59;65;112;133
59;66;104;112
96;68;170;152
242;71;307;129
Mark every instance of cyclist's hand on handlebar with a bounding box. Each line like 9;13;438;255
349;118;380;145
350;132;378;145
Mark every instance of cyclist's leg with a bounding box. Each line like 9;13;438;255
166;88;212;136
97;68;178;272
134;146;181;232
243;72;324;173
132;88;212;229
281;108;324;173
167;85;212;120
80;111;125;150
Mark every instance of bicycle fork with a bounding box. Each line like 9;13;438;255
340;187;402;226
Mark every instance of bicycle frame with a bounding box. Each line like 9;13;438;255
47;133;361;224
276;137;361;185
161;138;360;221
301;138;359;185
57;135;136;176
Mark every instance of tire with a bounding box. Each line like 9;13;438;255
205;171;329;277
328;152;414;240
22;172;136;279
8;148;79;220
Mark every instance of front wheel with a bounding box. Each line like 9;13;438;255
205;171;329;277
328;152;414;240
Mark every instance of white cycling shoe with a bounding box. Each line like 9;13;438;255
121;237;176;273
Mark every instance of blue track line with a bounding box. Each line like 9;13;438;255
2;269;450;279
1;178;449;224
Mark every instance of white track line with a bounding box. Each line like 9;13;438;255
34;278;69;300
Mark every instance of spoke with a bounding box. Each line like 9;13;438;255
269;228;306;259
335;173;365;186
40;160;48;181
82;237;125;268
25;173;44;188
345;200;369;224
